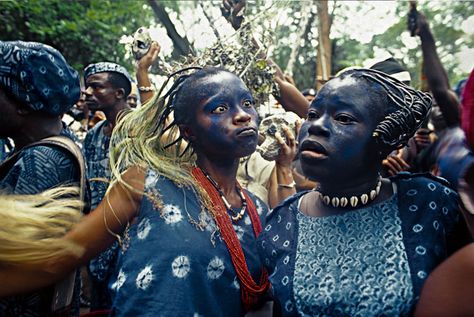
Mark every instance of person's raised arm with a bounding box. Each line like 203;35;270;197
0;165;145;296
267;123;299;208
416;12;460;126
221;0;310;118
136;42;160;105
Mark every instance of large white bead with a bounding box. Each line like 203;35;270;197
370;189;377;200
350;196;358;207
331;197;340;208
340;197;348;207
361;194;369;205
323;195;331;205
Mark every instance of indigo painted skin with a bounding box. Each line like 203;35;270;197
298;76;387;187
187;72;259;161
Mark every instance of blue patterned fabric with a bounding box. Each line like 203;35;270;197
0;41;80;116
0;138;12;163
83;120;118;310
0;127;81;317
259;173;463;317
108;169;268;316
83;120;110;210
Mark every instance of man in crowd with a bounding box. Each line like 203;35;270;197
82;62;132;311
0;41;84;316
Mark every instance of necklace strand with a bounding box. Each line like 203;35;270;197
200;169;247;222
192;167;269;311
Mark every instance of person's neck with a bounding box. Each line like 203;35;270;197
102;101;130;135
317;170;381;198
13;117;63;151
196;157;240;197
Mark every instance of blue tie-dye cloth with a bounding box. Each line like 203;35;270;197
259;173;466;317
108;169;268;316
83;120;118;310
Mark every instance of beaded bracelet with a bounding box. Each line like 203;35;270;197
278;181;296;189
138;86;155;92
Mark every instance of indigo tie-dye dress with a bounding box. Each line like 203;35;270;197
108;169;269;316
258;173;468;317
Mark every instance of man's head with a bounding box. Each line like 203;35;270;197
0;41;80;138
367;57;412;86
83;62;132;111
301;88;317;103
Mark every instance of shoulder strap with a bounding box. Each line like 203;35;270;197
0;136;87;313
0;136;86;208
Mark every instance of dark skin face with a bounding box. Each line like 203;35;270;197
182;72;259;164
0;88;22;138
84;73;125;111
127;93;138;108
298;76;386;194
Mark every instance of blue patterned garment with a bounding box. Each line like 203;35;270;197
0;138;12;163
108;169;268;316
0;127;81;317
83;120;110;210
83;119;118;310
258;173;464;317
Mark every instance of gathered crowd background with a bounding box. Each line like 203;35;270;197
0;1;473;316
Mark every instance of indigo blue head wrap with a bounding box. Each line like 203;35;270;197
0;41;80;116
83;62;132;92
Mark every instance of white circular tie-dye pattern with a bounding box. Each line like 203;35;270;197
172;255;191;278
136;265;154;290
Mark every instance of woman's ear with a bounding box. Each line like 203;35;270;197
178;124;196;143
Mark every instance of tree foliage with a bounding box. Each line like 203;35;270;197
0;0;471;90
0;0;151;74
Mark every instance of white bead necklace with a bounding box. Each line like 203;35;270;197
314;176;382;208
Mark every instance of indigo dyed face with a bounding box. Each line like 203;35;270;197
298;75;386;183
84;73;118;111
186;71;259;161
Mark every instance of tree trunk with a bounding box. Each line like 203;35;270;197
316;0;332;90
148;0;195;58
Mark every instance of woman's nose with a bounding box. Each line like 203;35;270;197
308;116;330;137
234;106;252;124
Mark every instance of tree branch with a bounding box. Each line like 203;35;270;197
148;0;195;58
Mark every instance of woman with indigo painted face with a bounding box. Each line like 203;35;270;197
0;67;273;316
258;68;472;316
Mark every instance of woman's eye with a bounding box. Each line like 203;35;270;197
307;111;320;120
243;100;254;108
212;105;227;114
335;114;355;123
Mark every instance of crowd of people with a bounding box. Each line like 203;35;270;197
0;2;473;317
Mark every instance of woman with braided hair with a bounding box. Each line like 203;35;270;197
258;68;471;316
0;67;299;316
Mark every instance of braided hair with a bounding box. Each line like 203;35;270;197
337;68;432;155
109;66;235;193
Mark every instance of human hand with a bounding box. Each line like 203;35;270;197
221;0;246;30
382;150;411;176
414;128;433;151
274;121;300;168
137;41;160;71
415;12;430;37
